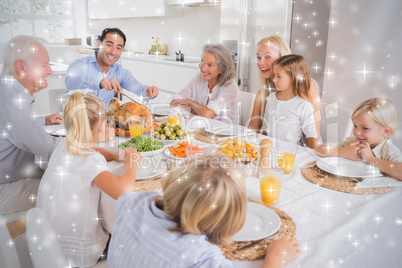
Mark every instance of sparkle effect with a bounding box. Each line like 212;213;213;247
355;62;374;82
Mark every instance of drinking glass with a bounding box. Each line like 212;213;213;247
259;168;284;205
276;142;298;174
128;115;144;138
179;105;191;120
167;108;181;126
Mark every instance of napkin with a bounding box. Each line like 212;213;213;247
356;176;401;188
65;89;93;96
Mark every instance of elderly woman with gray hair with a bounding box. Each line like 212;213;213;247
170;43;239;124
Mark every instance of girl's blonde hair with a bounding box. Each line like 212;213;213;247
257;36;291;117
157;153;247;245
63;92;106;156
352;98;398;138
274;54;312;104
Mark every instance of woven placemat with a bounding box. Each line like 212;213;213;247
301;161;397;195
193;128;224;144
132;178;162;191
219;201;296;261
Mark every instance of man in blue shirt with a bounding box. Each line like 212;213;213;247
65;28;159;109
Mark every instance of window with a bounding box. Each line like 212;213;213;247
0;0;75;45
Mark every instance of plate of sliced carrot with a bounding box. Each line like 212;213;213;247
165;141;206;159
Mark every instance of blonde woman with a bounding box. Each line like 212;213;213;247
108;153;301;268
248;36;321;134
170;44;239;124
37;92;141;267
316;98;402;179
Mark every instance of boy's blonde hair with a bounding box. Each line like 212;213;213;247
352;98;398;138
158;153;247;245
64;92;106;156
274;54;312;104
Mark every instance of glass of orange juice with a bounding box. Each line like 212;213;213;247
259;169;284;204
277;142;297;174
128;115;144;139
167;108;181;126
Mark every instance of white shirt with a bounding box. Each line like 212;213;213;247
262;93;317;145
108;191;232;268
173;74;239;124
37;140;110;267
337;136;402;162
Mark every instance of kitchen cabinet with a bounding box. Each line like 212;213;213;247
121;58;198;94
87;0;183;19
120;59;154;86
154;64;197;93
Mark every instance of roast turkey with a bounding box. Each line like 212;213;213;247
108;99;152;129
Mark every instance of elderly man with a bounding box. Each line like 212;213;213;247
0;35;60;214
65;27;159;110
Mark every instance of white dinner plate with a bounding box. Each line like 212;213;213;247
107;158;167;180
205;124;250;137
44;124;66;136
316;157;381;178
231;202;281;242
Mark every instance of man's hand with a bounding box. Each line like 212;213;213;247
45;112;63;125
145;86;159;98
100;78;122;94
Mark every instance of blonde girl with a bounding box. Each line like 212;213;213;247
262;54;318;149
316;98;402;180
37;92;141;267
249;35;321;134
108;153;301;268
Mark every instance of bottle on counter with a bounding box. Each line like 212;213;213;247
150;37;155;54
154;37;160;54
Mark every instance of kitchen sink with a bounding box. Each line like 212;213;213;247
164;58;200;64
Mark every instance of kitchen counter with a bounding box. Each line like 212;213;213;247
77;48;200;69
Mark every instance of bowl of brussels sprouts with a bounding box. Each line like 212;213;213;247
152;122;192;143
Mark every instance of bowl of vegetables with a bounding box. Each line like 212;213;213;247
117;136;165;157
152;122;192;143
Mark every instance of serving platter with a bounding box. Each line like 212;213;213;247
231;202;281;242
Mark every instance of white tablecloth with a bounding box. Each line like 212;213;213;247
100;117;402;268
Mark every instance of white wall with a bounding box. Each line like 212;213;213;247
86;5;221;57
322;0;402;148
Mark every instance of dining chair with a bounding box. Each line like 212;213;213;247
26;207;107;268
0;215;22;268
48;88;68;113
319;101;354;144
26;207;66;268
238;90;256;127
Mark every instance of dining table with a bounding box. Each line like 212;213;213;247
95;115;401;268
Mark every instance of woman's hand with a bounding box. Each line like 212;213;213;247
170;98;192;106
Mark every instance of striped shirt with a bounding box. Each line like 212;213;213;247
108;191;232;268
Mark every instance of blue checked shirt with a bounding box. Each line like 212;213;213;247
65;51;148;110
108;191;232;268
